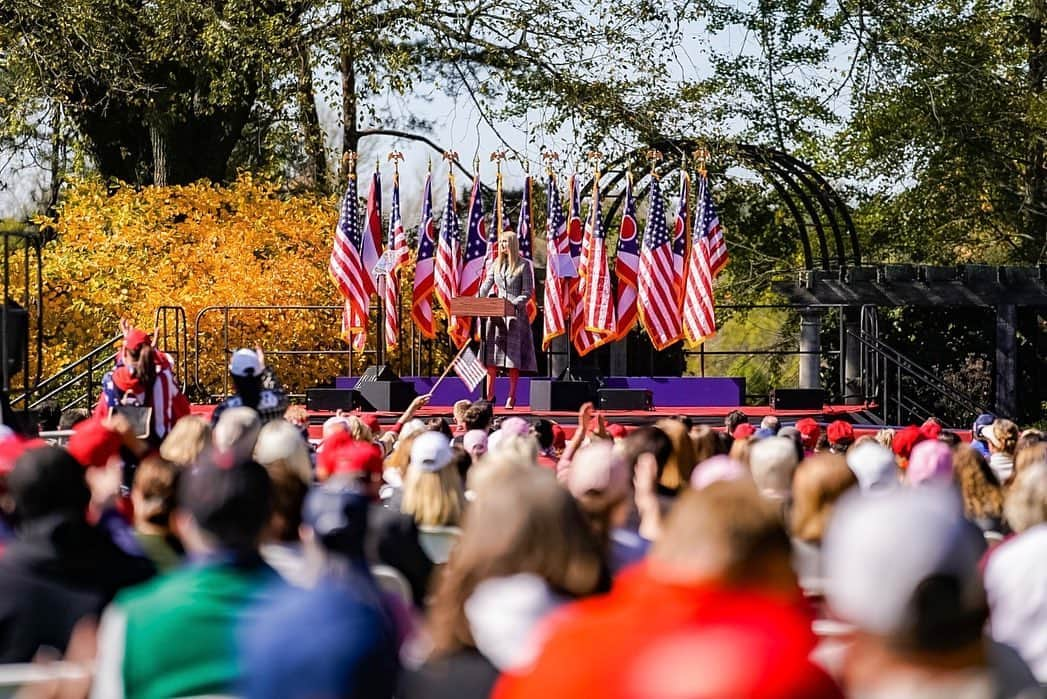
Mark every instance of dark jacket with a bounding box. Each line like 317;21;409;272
240;571;399;699
366;505;433;607
400;649;499;699
0;514;155;662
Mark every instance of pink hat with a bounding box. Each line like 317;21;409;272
690;455;749;490
906;440;954;486
567;442;629;502
463;429;489;455
500;417;531;437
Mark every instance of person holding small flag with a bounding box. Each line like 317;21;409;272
478;231;537;409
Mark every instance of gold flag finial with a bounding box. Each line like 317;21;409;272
693;146;710;176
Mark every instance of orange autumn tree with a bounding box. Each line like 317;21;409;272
30;174;454;397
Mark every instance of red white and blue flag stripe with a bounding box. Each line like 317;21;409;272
542;173;570;350
683;174;723;346
638;175;682;349
614;174;640;339
580;176;616;348
383;170;405;350
411;172;437;339
434;175;461;329
454;175;487;347
330;171;369;350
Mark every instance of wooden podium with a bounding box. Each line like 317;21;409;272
450;296;514;317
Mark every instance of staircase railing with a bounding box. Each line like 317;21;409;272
10;334;122;413
846;326;989;426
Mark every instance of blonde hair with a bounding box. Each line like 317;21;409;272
987;419;1019;455
345;416;374;443
874;428;895;450
386;431;420;478
159;416;211;466
790;454;857;542
401;465;465;527
1004;462;1047;533
496;231;525;276
466;451;533;495
490;434;539;466
254;420;312;485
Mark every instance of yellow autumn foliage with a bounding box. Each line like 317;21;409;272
29;174;453;397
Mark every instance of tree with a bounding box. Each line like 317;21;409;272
1;0;309;187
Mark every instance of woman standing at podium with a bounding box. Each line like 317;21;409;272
478;231;537;408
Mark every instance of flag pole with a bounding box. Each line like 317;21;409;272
429;340;474;396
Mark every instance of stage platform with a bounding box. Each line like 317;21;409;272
334;375;748;408
191;402;877;441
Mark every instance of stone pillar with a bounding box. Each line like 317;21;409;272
843;307;862;404
799;309;821;389
996;304;1017;417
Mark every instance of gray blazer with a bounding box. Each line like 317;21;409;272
479;260;533;312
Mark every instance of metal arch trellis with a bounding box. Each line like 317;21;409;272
357;129;862;272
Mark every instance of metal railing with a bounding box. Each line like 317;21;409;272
10;334;121;412
847;326;989;425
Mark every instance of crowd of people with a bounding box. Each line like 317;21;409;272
0;327;1044;698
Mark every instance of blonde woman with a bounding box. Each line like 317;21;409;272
478;231;537;409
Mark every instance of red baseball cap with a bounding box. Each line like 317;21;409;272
318;438;383;479
66;418;123;468
732;423;756;440
919;418;942;440
358;413;381;435
124;329;152;351
794;418;821;449
892;425;926;463
551;424;567;450
826;420;854;446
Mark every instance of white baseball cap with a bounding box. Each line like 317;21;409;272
229;348;263;377
410;431;453;473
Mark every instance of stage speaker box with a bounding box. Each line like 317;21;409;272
530;380;594;411
357;364;401;383
356;380;417;412
306;388;358;411
598;388;653;411
771;388;825;410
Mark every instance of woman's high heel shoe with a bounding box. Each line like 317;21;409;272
505;397;516;409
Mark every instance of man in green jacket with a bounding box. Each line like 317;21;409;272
93;456;283;699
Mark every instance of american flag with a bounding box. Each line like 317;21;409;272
362;170;383;297
383;170;405;351
411;173;437;339
329;172;369;350
580;177;616;344
434;174;461;330
567;174;595;354
614;174;640;340
683;173;721;347
673;171;689;302
517;175;537;322
542;173;570;350
484;179;500;281
454;176;488;347
452;346;487;391
638;176;683;349
705;176;729;276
